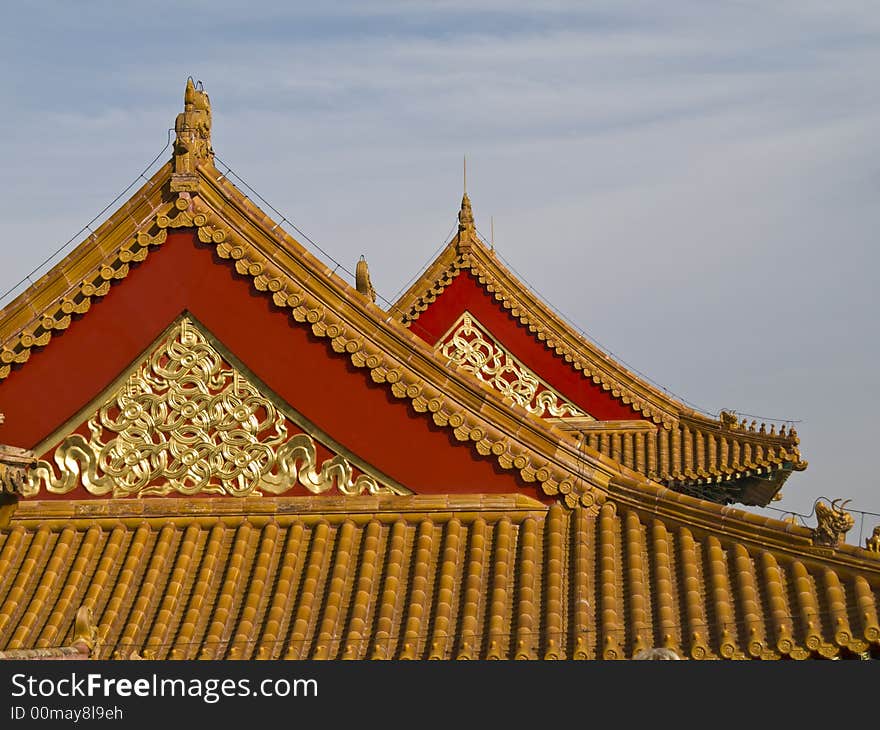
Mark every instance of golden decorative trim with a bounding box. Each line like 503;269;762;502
550;418;656;433
437;312;590;418
26;317;402;499
7;495;549;539
866;527;880;553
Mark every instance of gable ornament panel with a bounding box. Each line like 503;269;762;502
26;317;404;498
437;312;591;420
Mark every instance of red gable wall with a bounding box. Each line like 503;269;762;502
408;271;643;421
0;231;528;498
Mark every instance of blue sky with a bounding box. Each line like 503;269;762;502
1;2;878;542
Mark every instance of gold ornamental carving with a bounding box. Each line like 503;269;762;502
437;312;590;419
811;499;854;548
26;318;401;498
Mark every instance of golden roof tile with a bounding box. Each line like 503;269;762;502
0;495;876;660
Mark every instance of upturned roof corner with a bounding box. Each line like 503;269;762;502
171;78;214;193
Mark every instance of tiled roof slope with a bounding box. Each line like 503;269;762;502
1;496;877;660
392;219;806;505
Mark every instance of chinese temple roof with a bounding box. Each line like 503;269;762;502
0;80;877;661
392;193;807;506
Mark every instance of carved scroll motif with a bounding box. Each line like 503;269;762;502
26;318;398;498
437;312;590;419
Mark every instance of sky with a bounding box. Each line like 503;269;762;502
0;1;877;544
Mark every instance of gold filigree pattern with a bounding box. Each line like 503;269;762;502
26;318;399;498
438;312;590;419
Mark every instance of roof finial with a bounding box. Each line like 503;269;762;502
172;78;214;192
458;190;475;236
490;216;495;252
